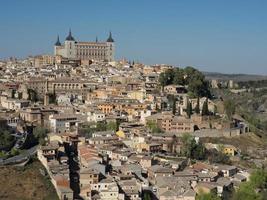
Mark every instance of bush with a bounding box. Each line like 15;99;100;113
232;168;267;200
0;126;15;150
181;133;206;160
196;191;221;200
147;120;163;133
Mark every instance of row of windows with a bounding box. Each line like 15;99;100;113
54;83;80;87
78;52;106;56
55;118;77;121
77;46;107;49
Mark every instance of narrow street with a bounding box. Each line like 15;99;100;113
65;144;82;199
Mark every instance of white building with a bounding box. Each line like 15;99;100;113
87;111;106;122
49;114;80;133
91;178;124;200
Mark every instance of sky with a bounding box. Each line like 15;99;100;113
0;0;267;74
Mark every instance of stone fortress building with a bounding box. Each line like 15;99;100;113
54;30;115;62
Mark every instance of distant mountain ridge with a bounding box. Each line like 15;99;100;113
203;71;267;82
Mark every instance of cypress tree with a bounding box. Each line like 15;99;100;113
172;98;176;115
202;98;209;116
11;89;16;98
186;100;192;118
195;97;200;114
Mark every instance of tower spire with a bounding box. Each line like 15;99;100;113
55;35;61;46
107;31;114;42
66;28;75;41
96;36;98;43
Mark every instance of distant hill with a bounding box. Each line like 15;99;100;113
203;72;267;82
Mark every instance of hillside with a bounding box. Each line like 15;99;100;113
201;133;267;153
0;160;58;200
203;72;267;81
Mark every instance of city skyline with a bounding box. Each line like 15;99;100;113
1;1;267;199
0;0;267;74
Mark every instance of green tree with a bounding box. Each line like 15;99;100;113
0;151;7;159
186;100;193;118
0;126;15;149
28;89;38;102
10;148;20;156
147;120;163;133
79;123;98;138
95;121;107;131
249;169;267;189
184;66;198;84
107;121;118;132
202;98;209;116
159;69;174;87
181;133;193;157
158;66;210;97
191;140;206;160
167;94;176;114
181;133;206;160
48;92;57;104
33;127;48;145
143;192;151;200
195;97;200;114
172;96;177;115
173;68;185;85
18;92;23;99
11;89;16;98
224;99;235;120
196;191;221;200
232;168;267;200
232;182;261;200
184;66;210;97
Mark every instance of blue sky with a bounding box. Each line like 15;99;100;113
0;0;267;74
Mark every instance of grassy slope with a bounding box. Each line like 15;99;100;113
201;133;267;152
204;88;267;151
0;160;59;200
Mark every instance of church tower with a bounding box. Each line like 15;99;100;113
54;35;61;56
106;31;115;62
64;29;77;59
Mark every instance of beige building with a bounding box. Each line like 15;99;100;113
54;30;115;62
20;106;57;126
26;78;97;100
34;55;55;67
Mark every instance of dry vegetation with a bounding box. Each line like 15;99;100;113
202;133;267;151
0;160;58;200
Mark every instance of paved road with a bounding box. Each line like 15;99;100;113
0;145;38;165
